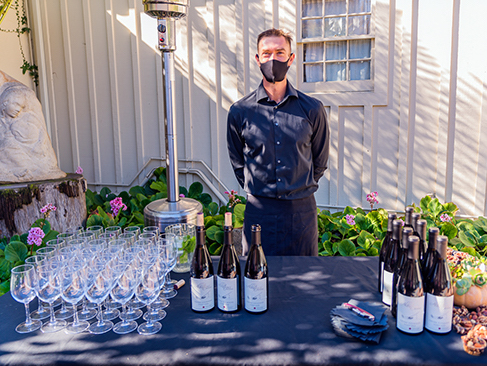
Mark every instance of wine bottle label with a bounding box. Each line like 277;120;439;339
382;270;393;306
191;277;215;311
425;293;453;333
380;262;384;292
244;277;267;312
397;293;425;334
217;276;239;311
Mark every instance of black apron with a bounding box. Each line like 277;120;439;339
243;194;318;256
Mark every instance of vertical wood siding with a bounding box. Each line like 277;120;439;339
27;0;487;216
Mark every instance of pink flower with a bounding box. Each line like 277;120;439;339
179;194;185;198
440;213;452;222
40;203;57;218
27;227;45;247
110;197;127;217
345;214;355;226
75;166;83;174
366;191;379;208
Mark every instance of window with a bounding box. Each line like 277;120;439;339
300;0;374;85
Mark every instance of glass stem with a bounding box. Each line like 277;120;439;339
72;304;79;326
24;303;32;325
37;298;43;312
81;298;88;313
147;303;153;326
121;304;128;325
49;303;56;323
98;303;104;326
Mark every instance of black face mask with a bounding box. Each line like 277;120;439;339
258;55;292;83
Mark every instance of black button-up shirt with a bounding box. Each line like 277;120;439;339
227;81;329;200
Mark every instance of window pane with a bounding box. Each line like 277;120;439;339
303;19;323;38
326;62;346;81
348;15;370;35
326;41;346;60
325;0;346;16
325;17;346;37
349;0;371;13
302;0;323;17
304;64;324;82
349;39;370;59
349;60;370;80
304;43;324;62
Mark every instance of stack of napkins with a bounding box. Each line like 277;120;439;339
330;299;388;344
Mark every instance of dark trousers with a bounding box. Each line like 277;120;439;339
243;194;318;256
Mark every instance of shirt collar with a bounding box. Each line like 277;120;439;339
256;80;299;104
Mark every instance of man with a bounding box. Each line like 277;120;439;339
227;28;329;256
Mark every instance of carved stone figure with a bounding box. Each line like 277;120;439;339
0;71;66;182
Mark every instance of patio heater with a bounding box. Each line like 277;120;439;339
142;0;202;232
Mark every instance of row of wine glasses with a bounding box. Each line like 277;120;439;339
11;228;178;335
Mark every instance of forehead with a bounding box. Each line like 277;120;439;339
258;35;290;53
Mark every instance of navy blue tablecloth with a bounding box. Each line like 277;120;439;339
0;256;479;365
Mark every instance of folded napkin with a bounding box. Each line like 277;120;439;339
330;299;388;344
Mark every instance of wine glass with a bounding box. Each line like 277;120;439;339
25;255;50;320
36;262;66;333
111;263;139;334
57;232;75;242
11;264;42;333
46;238;66;252
165;223;196;273
85;260;115;334
86;225;104;239
143;244;167;321
136;262;163;335
159;234;178;299
77;231;95;243
124;226;141;239
143;226;160;237
60;261;90;333
119;232;136;247
105;226;122;238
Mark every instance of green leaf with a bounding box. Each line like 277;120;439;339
128;185;146;197
150;180;167;193
188;182;204;198
324;240;334;256
43;230;59;244
367;247;379;256
233;204;245;228
206;225;220;241
32;218;51;235
427;198;442;217
459;231;477;247
420;196;432;213
338;239;356;256
343;206;355;215
440;222;457;240
198;193;213;206
100;187;111;198
87;214;104;227
215;230;225;244
0;280;10;296
209;242;222;256
132;212;145;224
5;242;28;263
321;232;331;243
462;247;478;257
208;202;219;216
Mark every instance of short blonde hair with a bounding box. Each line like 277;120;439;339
257;29;292;52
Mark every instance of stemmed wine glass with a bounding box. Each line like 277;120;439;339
11;264;42;333
36;262;66;333
136;261;163;335
25;255;49;320
85;259;116;334
86;225;104;239
60;261;90;333
159;234;178;300
111;263;139;334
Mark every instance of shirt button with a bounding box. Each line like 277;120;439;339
277;141;281;145
278;178;281;182
275;122;278;126
277;159;281;164
278;195;282;198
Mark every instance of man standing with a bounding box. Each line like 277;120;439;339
227;28;329;256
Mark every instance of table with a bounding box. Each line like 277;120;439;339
0;256;481;365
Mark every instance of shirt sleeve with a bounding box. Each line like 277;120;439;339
227;106;245;188
310;102;330;183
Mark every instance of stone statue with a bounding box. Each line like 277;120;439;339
0;71;66;183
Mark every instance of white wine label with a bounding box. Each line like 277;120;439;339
382;270;393;306
217;276;239;311
425;293;453;333
191;277;214;311
244;277;267;312
397;293;425;334
380;262;384;292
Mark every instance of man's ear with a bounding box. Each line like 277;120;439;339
255;53;261;67
288;53;296;66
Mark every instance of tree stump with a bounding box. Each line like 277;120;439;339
0;174;87;238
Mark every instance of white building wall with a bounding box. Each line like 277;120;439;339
8;0;487;216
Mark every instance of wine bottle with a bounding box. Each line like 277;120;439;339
391;226;413;317
411;212;421;237
396;235;425;335
217;212;241;312
416;219;427;262
422;227;440;282
404;206;415;229
425;235;454;334
378;213;397;293
382;219;402;306
244;224;268;314
190;212;215;312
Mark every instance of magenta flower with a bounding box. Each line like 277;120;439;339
440;213;452;223
27;227;45;247
366;191;379;209
110;197;127;217
179;194;185;198
345;214;355;226
226;189;241;209
75;166;83;174
40;203;56;214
